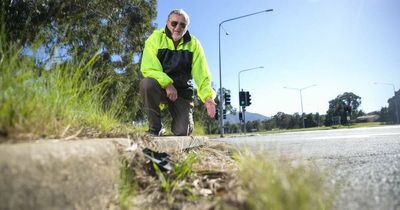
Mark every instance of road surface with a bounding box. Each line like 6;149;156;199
215;125;400;210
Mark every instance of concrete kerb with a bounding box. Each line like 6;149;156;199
150;136;208;153
0;136;208;210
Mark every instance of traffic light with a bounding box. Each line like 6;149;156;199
239;112;243;121
224;93;231;106
245;91;252;106
215;108;219;120
239;91;252;107
223;109;227;119
239;91;246;106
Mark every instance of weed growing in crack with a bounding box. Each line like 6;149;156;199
119;159;137;210
153;152;198;205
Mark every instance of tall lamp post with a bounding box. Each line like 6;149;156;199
284;84;317;128
374;82;399;124
238;66;264;95
218;9;273;137
238;66;264;133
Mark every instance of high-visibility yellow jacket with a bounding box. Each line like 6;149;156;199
140;27;215;102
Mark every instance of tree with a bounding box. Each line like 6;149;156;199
387;90;400;124
262;119;274;131
325;92;361;126
314;112;324;126
1;0;158;122
304;113;318;128
245;120;262;132
226;123;240;134
379;107;390;122
272;112;292;129
289;112;302;129
2;0;156;58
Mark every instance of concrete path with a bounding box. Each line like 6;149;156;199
0;136;207;210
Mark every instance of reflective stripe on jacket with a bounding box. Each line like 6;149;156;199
140;27;215;102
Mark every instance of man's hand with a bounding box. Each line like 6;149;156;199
205;98;216;118
166;83;178;102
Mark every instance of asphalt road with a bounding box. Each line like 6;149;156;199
215;125;400;210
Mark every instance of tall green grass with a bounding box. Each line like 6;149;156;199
0;42;123;140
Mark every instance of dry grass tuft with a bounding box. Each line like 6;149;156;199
118;139;336;210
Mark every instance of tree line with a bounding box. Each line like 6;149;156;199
210;91;400;134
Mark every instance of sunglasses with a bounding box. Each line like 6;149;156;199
170;21;187;29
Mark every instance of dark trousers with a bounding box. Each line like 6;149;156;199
139;78;194;136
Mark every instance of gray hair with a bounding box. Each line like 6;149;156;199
168;9;190;26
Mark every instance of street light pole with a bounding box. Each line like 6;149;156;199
238;66;264;96
284;84;317;128
374;82;400;124
238;66;264;134
218;9;273;137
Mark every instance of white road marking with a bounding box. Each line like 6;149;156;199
311;132;400;140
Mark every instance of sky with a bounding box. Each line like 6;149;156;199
154;0;400;117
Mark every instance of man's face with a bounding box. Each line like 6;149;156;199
167;14;188;42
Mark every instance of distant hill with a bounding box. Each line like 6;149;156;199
225;111;270;124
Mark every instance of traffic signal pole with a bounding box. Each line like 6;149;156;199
239;90;246;133
239;90;252;134
238;67;262;134
243;106;246;135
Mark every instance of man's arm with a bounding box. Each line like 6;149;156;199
140;33;173;89
191;38;216;103
191;38;216;118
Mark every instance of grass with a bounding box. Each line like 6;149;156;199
122;141;337;210
0;41;136;141
119;159;138;210
192;123;206;135
348;122;384;128
228;151;336;210
153;152;198;205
